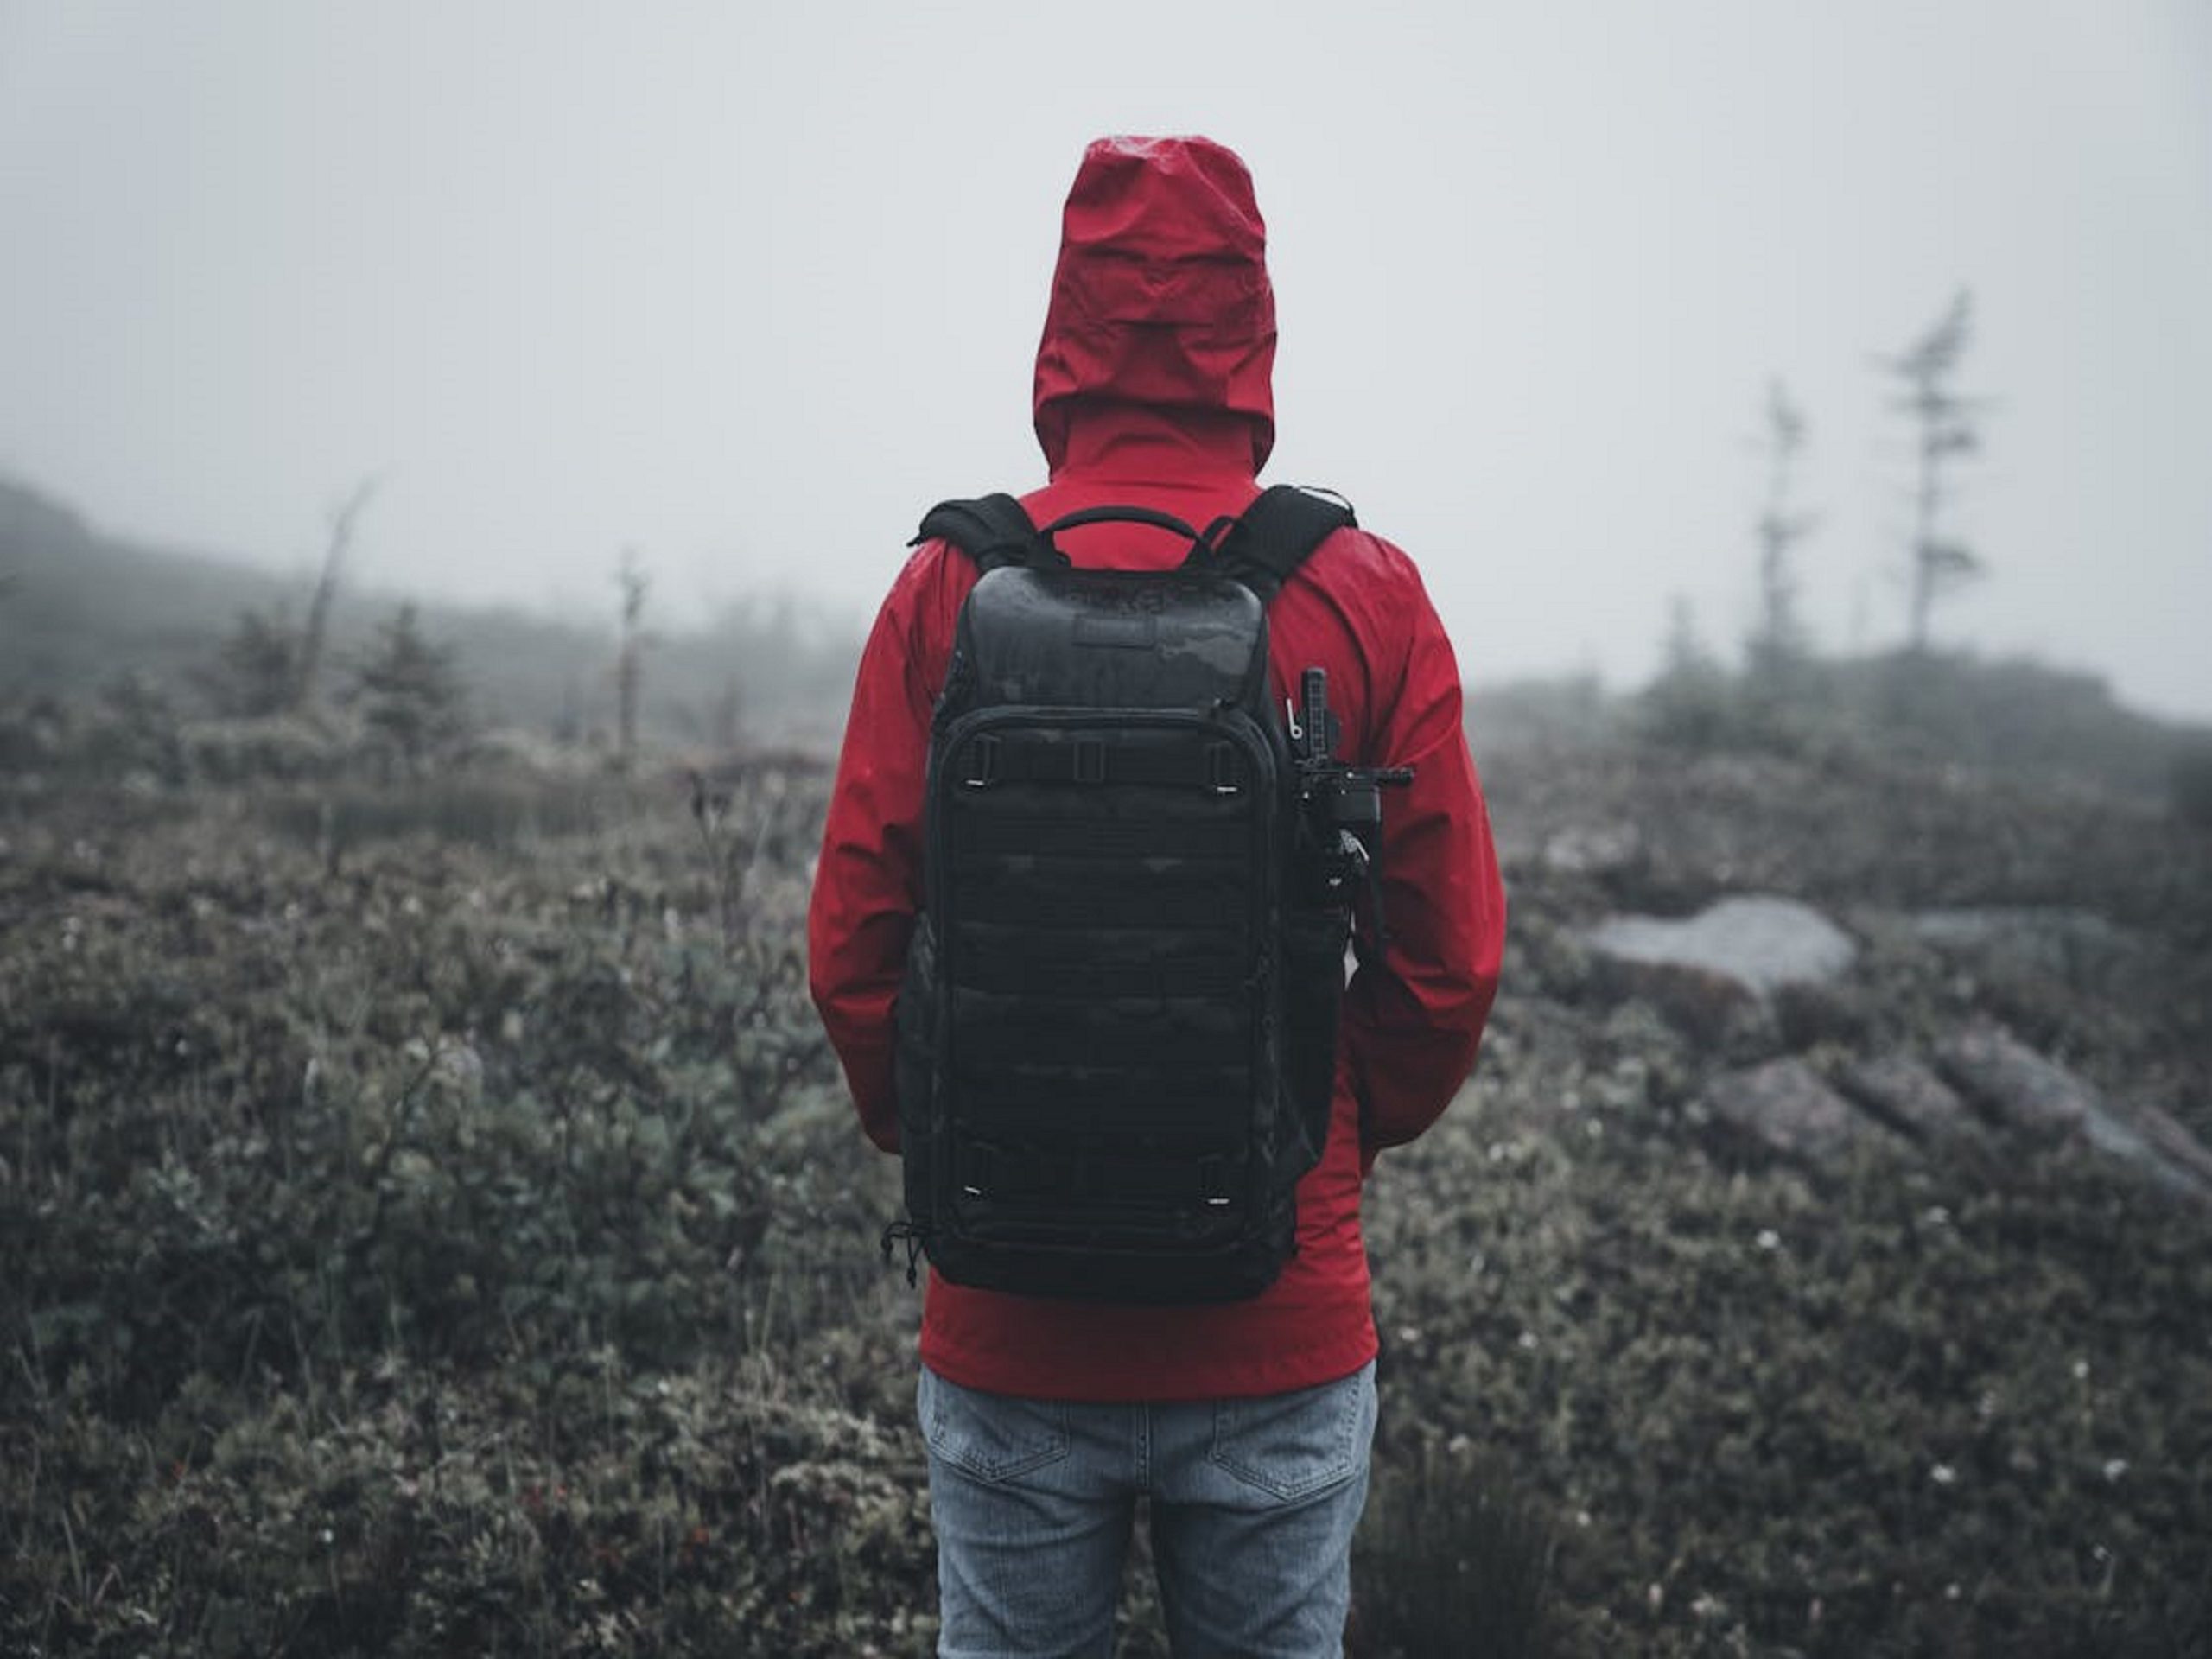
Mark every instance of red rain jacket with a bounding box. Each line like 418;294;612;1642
808;136;1505;1401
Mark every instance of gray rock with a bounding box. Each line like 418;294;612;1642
1704;1058;1889;1162
1835;1053;1988;1143
1587;895;1858;1000
2127;1102;2212;1192
1934;1024;2098;1142
1933;1023;2212;1205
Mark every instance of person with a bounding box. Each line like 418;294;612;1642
808;133;1505;1657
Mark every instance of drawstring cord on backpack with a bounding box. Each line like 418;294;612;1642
880;1221;926;1287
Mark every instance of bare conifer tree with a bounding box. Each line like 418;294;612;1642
1879;291;1987;652
1747;378;1816;687
292;475;378;713
614;548;650;771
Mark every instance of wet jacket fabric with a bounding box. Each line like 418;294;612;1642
808;135;1505;1402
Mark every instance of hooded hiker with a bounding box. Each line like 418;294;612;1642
809;133;1505;1656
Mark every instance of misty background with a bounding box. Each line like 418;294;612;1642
3;0;2209;728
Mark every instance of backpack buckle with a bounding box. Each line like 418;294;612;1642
963;734;1000;789
1199;1156;1233;1207
1209;743;1240;796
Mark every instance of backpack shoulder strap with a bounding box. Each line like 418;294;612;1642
912;494;1049;575
1211;486;1357;605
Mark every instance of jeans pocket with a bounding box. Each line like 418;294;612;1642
918;1367;1073;1484
1207;1361;1377;1503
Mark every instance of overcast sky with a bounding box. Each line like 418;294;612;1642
3;1;2209;719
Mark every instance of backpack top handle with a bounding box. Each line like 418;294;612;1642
918;488;1353;593
1034;504;1224;568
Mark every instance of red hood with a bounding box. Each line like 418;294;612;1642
1032;135;1277;475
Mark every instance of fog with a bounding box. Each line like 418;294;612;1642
3;0;2209;718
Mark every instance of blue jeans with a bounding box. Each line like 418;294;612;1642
918;1360;1377;1658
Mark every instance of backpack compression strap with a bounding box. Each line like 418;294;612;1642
1209;486;1357;605
912;495;1053;575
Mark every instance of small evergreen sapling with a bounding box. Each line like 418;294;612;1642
351;603;468;772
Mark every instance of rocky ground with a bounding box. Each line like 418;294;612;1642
1351;741;2212;1655
3;738;2209;1656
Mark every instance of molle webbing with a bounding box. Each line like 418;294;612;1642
894;484;1358;1304
947;728;1254;792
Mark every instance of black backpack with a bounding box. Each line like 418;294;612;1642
886;486;1410;1304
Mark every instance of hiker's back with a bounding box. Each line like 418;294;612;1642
805;130;1509;1659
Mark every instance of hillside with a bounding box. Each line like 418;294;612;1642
0;475;860;745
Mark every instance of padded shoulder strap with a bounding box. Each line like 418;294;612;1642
1211;486;1357;605
912;494;1052;575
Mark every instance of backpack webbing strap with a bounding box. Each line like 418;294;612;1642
1211;486;1357;606
914;494;1052;575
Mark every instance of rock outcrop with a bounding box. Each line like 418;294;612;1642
1835;1053;1989;1144
1935;1023;2212;1204
1701;1022;2212;1206
1935;1023;2099;1143
1588;895;1858;997
1704;1058;1889;1161
1586;894;1858;1046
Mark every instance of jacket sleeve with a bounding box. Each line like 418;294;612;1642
807;545;957;1153
1338;556;1506;1160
